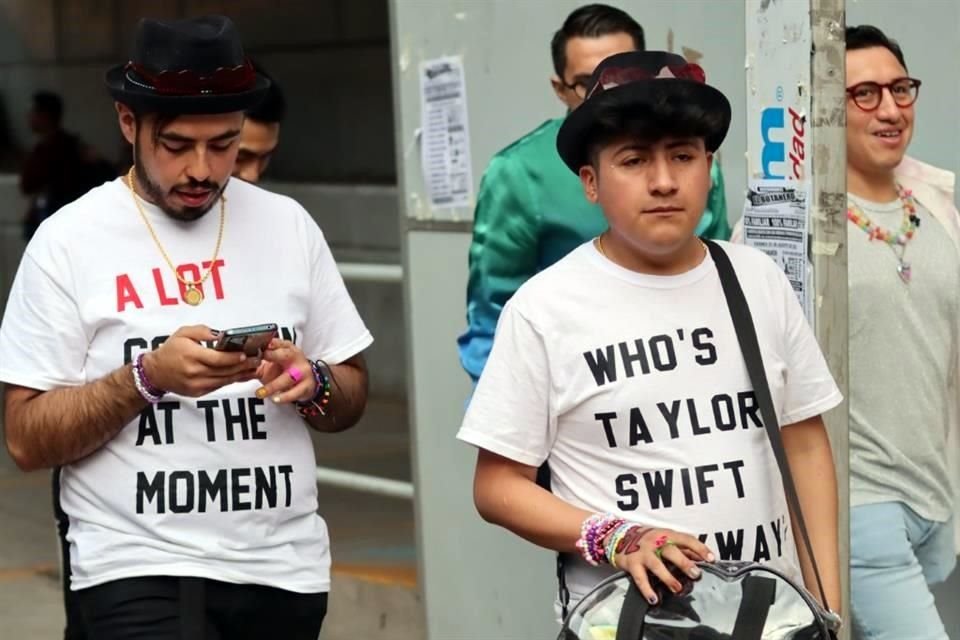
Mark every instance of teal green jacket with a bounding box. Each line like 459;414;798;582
457;117;731;382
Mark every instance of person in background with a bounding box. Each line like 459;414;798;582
842;25;958;640
730;23;959;639
19;91;114;241
458;3;732;384
235;60;286;184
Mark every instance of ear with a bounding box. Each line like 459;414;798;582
550;75;566;103
116;102;137;146
706;150;714;172
550;75;564;100
579;164;599;203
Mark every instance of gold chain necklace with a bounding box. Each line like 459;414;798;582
596;232;608;257
126;166;226;305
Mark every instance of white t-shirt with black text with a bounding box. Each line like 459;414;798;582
0;177;373;593
457;241;841;601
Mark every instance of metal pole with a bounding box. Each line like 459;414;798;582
809;3;849;636
315;466;415;500
337;262;404;283
744;0;848;633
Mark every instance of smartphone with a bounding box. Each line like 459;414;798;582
213;323;278;357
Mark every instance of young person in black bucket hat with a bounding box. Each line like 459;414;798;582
458;50;842;622
0;15;372;639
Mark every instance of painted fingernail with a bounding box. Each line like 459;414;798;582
648;595;658;605
255;388;268;399
688;566;701;579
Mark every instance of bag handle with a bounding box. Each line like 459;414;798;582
615;584;650;640
704;240;829;610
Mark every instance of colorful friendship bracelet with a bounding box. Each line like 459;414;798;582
133;353;165;403
605;521;638;568
577;514;678;568
576;513;625;566
296;360;332;419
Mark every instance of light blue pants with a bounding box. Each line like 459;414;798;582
851;502;956;640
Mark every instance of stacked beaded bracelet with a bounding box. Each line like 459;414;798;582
133;353;165;404
604;521;639;568
576;513;626;566
295;360;332;419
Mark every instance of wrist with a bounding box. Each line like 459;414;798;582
296;360;332;418
576;513;626;567
140;351;160;387
134;352;166;403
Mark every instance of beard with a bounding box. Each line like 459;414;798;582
133;143;226;222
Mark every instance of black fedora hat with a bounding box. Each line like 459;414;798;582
105;15;269;114
556;51;731;173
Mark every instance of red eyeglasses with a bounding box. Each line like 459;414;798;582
586;63;707;100
846;78;921;112
125;60;256;96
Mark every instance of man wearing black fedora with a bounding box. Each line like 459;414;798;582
458;50;842;620
0;15;371;639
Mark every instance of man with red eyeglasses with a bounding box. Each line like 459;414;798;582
730;24;959;637
843;25;958;640
0;16;372;639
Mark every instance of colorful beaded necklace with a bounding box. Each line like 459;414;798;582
846;184;920;283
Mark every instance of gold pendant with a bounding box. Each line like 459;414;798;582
184;285;204;306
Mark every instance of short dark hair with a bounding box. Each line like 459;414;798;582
32;91;63;122
551;4;645;78
130;109;177;147
846;25;907;70
245;61;286;124
585;93;724;166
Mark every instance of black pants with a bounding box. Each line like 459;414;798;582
75;576;328;640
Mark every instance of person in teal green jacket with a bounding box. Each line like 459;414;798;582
458;4;731;382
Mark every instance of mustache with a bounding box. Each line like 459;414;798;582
171;179;220;193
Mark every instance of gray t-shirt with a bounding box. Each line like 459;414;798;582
848;193;959;522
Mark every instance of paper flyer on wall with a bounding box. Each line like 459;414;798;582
741;180;813;322
419;56;473;211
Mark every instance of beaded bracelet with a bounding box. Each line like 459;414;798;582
604;521;636;568
576;513;626;566
133;353;165;404
296;360;332;419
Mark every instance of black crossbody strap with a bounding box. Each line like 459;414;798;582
730;575;777;639
615;583;650;640
704;240;829;610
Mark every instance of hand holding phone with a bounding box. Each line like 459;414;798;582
141;325;261;397
213;323;279;357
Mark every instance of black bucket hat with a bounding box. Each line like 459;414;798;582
556;51;731;173
105;15;269;114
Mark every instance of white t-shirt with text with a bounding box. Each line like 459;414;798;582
0;177;373;593
457;241;841;600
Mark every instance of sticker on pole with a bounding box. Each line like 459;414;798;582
419;56;474;212
742;179;810;315
744;0;814;324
